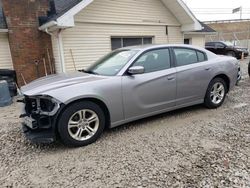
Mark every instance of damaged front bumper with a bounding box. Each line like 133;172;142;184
19;95;63;144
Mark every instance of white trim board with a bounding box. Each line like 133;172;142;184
39;0;202;32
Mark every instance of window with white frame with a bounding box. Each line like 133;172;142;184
111;37;153;50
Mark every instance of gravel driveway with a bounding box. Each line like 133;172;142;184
0;59;249;188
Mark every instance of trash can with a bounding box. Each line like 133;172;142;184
0;80;12;107
0;69;17;97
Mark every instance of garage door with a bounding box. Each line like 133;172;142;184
0;33;13;69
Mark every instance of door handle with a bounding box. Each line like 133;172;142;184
167;76;175;81
205;67;211;71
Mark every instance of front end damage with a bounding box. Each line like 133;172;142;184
19;95;62;143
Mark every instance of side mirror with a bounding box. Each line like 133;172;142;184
128;66;145;75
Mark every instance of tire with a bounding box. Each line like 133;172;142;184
204;78;227;109
226;51;236;58
57;101;105;147
248;61;250;77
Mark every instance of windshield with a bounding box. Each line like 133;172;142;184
85;49;139;76
223;41;234;46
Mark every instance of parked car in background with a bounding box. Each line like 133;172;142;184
205;41;249;59
20;45;240;147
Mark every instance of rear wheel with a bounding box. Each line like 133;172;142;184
204;78;227;109
58;101;105;147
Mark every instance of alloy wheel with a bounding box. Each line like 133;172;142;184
67;109;99;141
210;82;225;105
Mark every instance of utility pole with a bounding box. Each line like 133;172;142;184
240;7;242;19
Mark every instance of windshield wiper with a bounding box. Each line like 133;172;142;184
80;69;99;75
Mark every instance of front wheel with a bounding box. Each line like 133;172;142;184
204;78;227;109
57;101;105;147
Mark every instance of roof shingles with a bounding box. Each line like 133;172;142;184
0;1;7;29
196;22;216;33
39;0;82;25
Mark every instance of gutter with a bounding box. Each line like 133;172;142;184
38;20;57;31
177;0;202;31
0;29;8;33
185;31;218;35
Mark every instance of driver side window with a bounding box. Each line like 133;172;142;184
133;49;171;73
215;43;225;48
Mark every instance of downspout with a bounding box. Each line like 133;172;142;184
45;28;53;36
57;29;66;73
44;28;66;73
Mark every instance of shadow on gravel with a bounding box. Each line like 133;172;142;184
27;104;207;152
106;104;207;133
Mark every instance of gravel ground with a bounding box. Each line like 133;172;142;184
0;59;250;188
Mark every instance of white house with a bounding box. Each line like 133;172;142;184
39;0;215;73
0;1;13;70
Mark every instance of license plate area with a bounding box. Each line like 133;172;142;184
23;116;37;129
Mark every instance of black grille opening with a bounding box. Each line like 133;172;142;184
40;98;55;112
25;98;37;115
24;97;55;115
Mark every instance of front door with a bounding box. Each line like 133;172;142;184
122;48;176;119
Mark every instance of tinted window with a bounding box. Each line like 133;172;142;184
197;51;206;62
173;48;198;66
133;49;171;73
215;43;225;48
206;42;215;47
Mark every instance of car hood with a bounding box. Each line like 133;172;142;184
21;72;107;96
235;46;246;49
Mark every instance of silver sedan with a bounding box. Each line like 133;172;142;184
20;44;240;147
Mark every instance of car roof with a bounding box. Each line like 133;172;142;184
205;41;224;44
121;44;207;51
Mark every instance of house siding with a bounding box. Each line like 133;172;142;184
168;26;183;44
185;34;206;47
62;23;183;71
0;33;13;69
74;0;180;26
59;0;184;72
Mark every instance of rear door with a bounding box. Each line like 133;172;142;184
173;47;213;105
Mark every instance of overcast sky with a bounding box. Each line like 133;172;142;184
184;0;250;21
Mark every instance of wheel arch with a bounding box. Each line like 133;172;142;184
54;97;111;134
212;74;230;93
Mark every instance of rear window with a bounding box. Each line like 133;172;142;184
197;51;206;62
173;48;198;66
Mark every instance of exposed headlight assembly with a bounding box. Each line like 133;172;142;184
24;95;61;116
